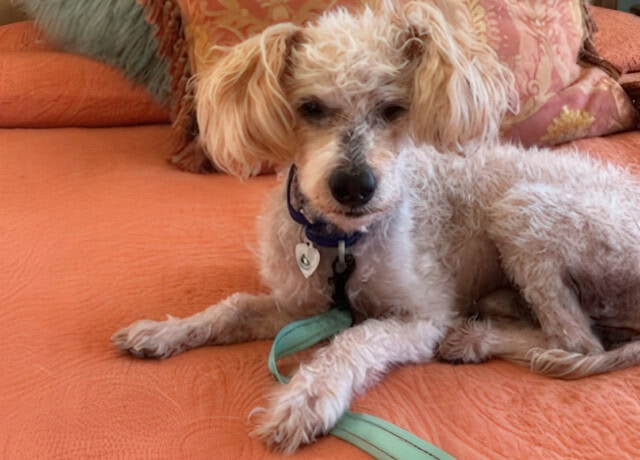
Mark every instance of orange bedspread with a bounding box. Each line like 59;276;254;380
2;125;640;459
2;13;640;460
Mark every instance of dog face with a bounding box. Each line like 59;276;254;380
287;8;417;231
196;1;516;230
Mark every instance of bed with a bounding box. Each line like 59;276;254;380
1;5;640;459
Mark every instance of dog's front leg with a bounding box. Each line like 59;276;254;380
112;293;321;359
252;317;444;453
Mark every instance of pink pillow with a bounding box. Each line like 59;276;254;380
475;0;639;145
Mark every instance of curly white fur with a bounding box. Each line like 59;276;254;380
195;0;517;177
113;1;640;453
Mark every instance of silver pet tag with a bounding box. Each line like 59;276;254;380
295;242;320;278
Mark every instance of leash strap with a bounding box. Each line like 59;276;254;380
268;308;352;384
268;308;455;460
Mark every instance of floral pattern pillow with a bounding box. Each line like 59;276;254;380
475;0;638;145
155;0;637;158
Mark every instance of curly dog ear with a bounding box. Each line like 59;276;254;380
196;24;303;178
399;1;518;151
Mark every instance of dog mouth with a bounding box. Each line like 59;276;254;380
325;206;386;230
344;208;370;218
335;203;380;218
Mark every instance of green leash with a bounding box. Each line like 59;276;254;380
268;307;455;460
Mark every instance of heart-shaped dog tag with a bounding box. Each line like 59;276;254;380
295;242;320;278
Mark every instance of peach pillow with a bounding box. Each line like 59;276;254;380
173;0;637;147
0;21;169;128
592;6;640;74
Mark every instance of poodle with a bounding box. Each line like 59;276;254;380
112;0;640;453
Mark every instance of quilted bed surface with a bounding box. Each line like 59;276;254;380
2;125;640;459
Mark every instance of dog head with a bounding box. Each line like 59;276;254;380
196;0;516;231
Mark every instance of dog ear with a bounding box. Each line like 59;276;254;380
196;24;302;178
400;1;518;152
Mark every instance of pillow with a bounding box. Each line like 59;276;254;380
0;21;169;128
176;0;363;70
0;17;53;51
591;6;640;74
18;0;640;169
473;0;639;146
171;0;637;149
620;72;640;117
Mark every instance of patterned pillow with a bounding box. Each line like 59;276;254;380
475;0;639;145
177;0;358;70
20;0;639;171
170;0;637;152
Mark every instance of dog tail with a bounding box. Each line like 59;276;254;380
526;341;640;379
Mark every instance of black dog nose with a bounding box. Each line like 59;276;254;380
329;166;376;208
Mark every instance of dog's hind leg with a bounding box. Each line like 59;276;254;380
515;270;602;354
439;318;640;378
439;286;640;378
439;287;544;365
112;293;326;359
468;287;537;323
486;185;606;355
530;281;640;378
439;317;548;367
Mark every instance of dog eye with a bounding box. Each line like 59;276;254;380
298;100;328;120
380;104;408;123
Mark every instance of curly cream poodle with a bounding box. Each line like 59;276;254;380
112;1;640;452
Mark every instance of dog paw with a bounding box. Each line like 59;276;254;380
251;378;345;453
438;322;492;363
111;317;193;359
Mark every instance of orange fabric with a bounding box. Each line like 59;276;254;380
0;20;53;52
0;21;169;128
2;125;640;458
592;6;640;74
